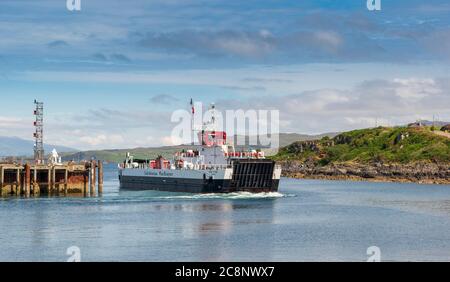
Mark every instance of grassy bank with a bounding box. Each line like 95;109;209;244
273;126;450;165
273;126;450;184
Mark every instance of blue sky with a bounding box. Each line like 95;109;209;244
1;0;449;150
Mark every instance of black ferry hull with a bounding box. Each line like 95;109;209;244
119;176;279;193
119;159;281;193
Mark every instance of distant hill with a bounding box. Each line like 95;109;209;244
61;132;339;163
232;132;339;148
274;126;450;164
407;120;449;127
0;136;77;157
61;145;191;163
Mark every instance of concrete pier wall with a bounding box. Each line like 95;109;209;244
0;161;103;197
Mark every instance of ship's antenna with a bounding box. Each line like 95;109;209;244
190;98;195;146
202;103;217;131
210;103;216;130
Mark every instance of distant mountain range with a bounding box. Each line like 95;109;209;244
408;120;449;127
0;136;77;157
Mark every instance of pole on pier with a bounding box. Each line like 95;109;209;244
33;167;37;195
83;168;88;197
52;167;56;194
0;166;3;191
64;169;68;195
16;168;21;195
47;168;51;195
25;163;31;197
93;160;97;191
98;161;103;194
90;160;96;196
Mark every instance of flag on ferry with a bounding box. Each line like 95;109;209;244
190;98;195;114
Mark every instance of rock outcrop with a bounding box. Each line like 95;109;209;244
279;160;450;184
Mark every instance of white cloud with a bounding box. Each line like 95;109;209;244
79;134;124;147
393;78;441;100
217;77;450;134
160;135;183;146
314;31;343;49
0;116;25;127
0;116;32;137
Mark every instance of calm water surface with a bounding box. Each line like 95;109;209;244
1;164;450;262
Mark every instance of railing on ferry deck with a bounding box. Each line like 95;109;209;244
119;163;232;170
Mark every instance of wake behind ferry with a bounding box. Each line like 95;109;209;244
118;103;281;193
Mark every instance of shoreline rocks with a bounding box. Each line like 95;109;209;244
279;160;450;185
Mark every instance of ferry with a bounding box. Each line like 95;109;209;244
118;103;281;193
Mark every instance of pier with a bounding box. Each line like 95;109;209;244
0;160;103;197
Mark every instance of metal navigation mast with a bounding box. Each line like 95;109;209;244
33;100;44;164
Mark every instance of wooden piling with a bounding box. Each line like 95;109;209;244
47;168;51;194
33;167;37;195
25;163;31;197
83;169;88;196
0;166;3;192
16;168;21;195
98;161;103;194
64;169;68;195
52;167;56;194
90;160;96;196
93;160;97;190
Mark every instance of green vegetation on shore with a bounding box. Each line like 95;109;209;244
273;126;450;165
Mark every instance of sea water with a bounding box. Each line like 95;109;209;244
1;164;450;261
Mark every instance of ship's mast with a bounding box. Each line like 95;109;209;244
210;103;216;129
190;98;194;146
206;103;218;164
203;103;216;131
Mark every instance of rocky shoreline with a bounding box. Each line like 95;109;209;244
279;160;450;185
